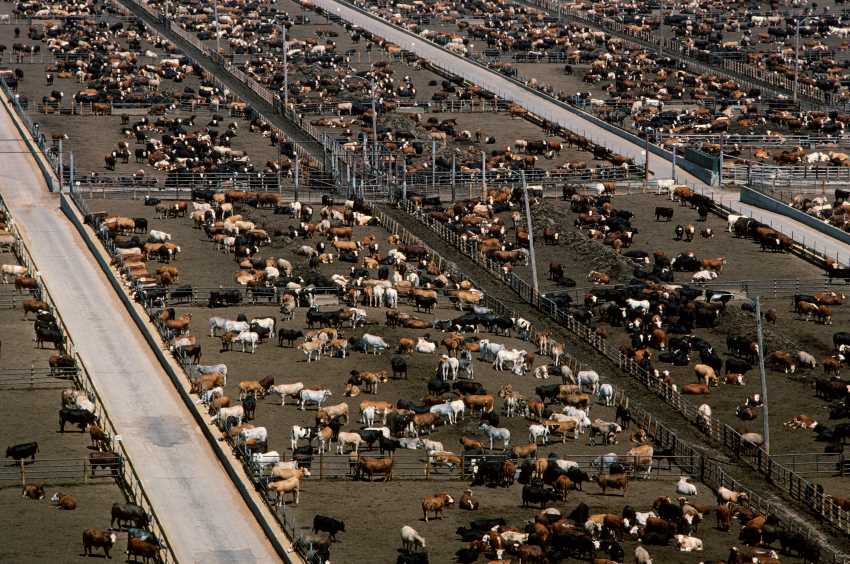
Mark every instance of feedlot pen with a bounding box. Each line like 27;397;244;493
76;190;829;564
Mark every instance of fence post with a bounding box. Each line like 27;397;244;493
19;459;25;487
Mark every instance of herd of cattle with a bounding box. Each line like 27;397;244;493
73;177;846;563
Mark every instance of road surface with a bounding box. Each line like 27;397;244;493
0;98;283;563
315;0;850;265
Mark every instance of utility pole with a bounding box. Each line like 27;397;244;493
282;23;288;112
481;151;486;199
793;17;800;102
754;296;770;454
69;151;74;194
431;139;436;190
294;152;300;203
213;0;221;55
370;80;378;170
521;171;539;300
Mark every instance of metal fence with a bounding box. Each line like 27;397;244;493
0;456;123;487
388;199;850;550
728;163;850;188
0;367;78;389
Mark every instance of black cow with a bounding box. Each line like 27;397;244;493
277;329;303;347
415;295;437;313
313;514;345;540
306;308;341;328
6;441;38;462
379;435;401;455
521;483;560;507
452;381;486;395
208;290;242;308
655;207;674;221
111;503;149;529
391;356;407;379
59;408;98;432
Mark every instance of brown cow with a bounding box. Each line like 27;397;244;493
595;473;628;496
82;528;117;558
681;383;710;395
422;492;454;521
357;456;394;482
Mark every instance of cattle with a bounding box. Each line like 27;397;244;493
313;515;345;540
59;408;98;432
6;441;38;462
127;538;161;562
22;484;45;500
522;483;560;508
357;456;394;481
51;492;77;510
595;473;628;495
400;525;427;552
111;502;150;528
421;492;454;521
82;529;117;558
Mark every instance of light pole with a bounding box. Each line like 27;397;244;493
282;23;288;112
754;296;770;454
213;0;220;55
793;17;800;102
521;171;539;300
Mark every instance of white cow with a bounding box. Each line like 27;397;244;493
224;320;250;333
626;298;649;311
211;405;243;428
416;337;436;354
238;426;267;447
429;403;455;424
692;270;718;282
148;229;171;243
299;388;332;410
676;476;697;496
479;423;511;449
1;264;27;283
674;535;703;552
208;316;229;336
493;349;527;371
479;339;505;361
528;424;549;445
290;425;313;451
439;355;460;381
577;370;600;394
418;438;444;453
362;333;388;354
250;317;275;332
337;431;363;454
597;383;614;406
233;331;259;353
270;382;304;406
384;288;399;309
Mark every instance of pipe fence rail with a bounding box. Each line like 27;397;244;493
545;277;850;303
0;456;124;487
671;134;850;149
388;198;850;549
0;366;78;389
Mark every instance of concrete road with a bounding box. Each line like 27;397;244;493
0;104;283;561
315;0;850;265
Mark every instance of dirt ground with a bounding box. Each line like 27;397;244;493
0;482;129;563
85;194;816;563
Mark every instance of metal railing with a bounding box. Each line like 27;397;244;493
0;456;123;486
0;367;78;389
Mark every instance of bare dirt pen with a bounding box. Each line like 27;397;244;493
87;195;812;563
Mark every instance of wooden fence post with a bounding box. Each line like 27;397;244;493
319;452;324;480
19;459;25;487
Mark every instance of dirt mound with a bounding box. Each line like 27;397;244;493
716;308;801;353
532;206;633;283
